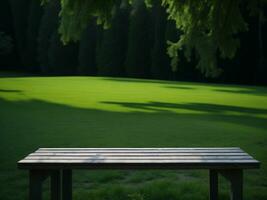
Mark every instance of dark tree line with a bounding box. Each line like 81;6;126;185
1;0;267;85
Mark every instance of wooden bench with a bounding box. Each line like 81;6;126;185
18;148;260;200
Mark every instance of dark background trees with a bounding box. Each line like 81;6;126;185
97;0;130;77
24;0;43;71
125;0;153;78
8;0;31;69
78;21;97;76
1;0;267;85
37;0;59;73
150;0;170;80
1;0;21;69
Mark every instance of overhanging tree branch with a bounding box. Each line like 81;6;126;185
41;0;266;77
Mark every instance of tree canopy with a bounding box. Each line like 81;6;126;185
41;0;266;77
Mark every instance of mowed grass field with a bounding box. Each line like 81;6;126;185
0;75;267;200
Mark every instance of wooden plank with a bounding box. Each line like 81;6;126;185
36;150;244;153
29;152;249;156
18;148;260;170
19;159;258;163
23;156;254;160
36;148;242;152
18;162;260;170
38;147;242;150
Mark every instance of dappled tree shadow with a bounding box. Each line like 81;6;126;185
1;97;267;200
103;77;267;96
0;89;22;93
102;77;182;85
101;101;267;115
162;86;195;90
214;89;267;97
102;77;208;88
0;97;266;149
102;77;205;87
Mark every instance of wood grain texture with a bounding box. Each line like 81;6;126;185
18;148;260;170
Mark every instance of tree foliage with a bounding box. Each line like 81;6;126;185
38;0;79;74
41;0;117;43
41;0;267;77
162;0;248;77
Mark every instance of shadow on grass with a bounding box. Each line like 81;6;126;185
103;77;262;88
0;89;22;93
102;77;177;85
162;86;195;90
0;97;266;200
214;89;267;97
0;97;266;150
102;78;203;89
101;101;267;115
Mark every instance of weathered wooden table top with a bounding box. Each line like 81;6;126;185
18;148;260;170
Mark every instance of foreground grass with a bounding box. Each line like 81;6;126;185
0;76;267;200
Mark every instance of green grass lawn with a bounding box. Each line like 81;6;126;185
0;75;267;200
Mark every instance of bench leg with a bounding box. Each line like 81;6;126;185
51;170;61;200
29;170;48;200
62;169;72;200
220;170;243;200
229;170;243;200
209;170;218;200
